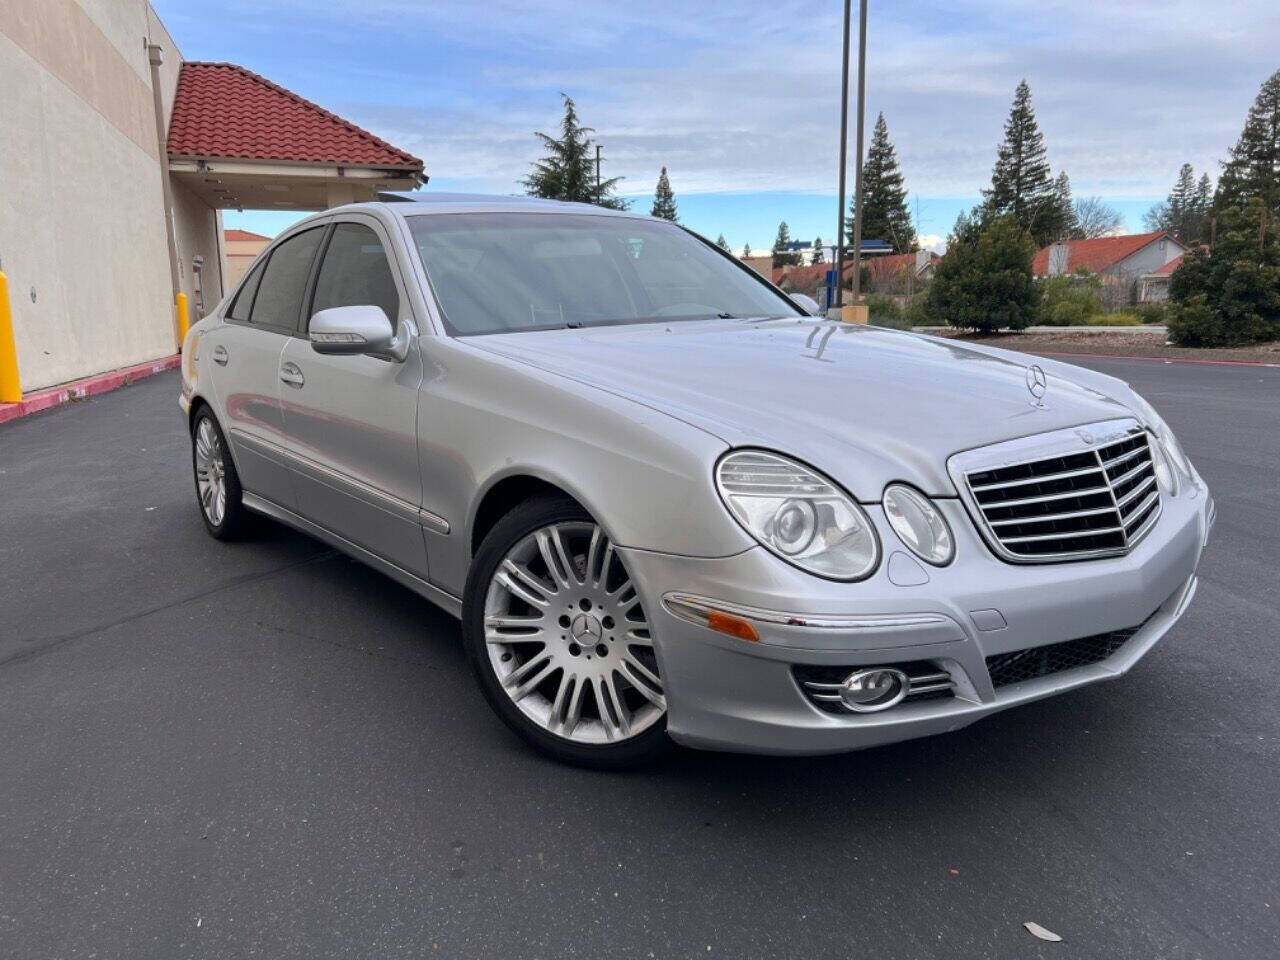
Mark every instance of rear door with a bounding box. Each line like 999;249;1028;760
204;225;326;509
276;215;428;578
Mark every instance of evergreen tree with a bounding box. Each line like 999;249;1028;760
1215;69;1280;216
925;214;1038;332
742;242;752;259
811;236;825;265
650;167;678;221
523;94;628;210
1050;171;1076;240
846;113;916;252
715;234;731;251
1167;199;1280;346
1144;163;1213;242
772;222;802;268
983;81;1061;245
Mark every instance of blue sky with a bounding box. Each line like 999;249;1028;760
154;0;1279;252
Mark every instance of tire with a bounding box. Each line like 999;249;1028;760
190;406;252;541
462;495;670;768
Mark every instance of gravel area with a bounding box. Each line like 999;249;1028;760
940;329;1280;365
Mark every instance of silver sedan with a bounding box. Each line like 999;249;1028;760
179;195;1213;767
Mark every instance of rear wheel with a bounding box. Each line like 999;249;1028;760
191;407;251;540
463;496;669;768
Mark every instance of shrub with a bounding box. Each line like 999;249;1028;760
1037;275;1104;325
1167;294;1229;346
926;214;1038;332
1134;303;1168;325
1087;312;1142;326
862;294;907;328
902;293;930;328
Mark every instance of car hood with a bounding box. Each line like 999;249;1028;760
469;318;1138;497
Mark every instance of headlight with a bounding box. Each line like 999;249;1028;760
715;450;880;581
883;484;954;565
1130;393;1193;492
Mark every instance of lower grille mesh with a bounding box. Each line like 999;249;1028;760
984;617;1153;688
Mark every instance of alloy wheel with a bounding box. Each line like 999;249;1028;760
194;418;227;527
483;521;665;744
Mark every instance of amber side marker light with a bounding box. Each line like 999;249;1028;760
706;610;760;642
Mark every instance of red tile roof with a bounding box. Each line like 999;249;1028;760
168;62;423;171
224;228;270;242
867;251;939;283
1032;231;1176;276
1150;253;1185;276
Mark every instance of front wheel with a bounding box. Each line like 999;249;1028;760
462;496;669;768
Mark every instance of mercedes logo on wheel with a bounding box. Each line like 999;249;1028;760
1025;364;1048;406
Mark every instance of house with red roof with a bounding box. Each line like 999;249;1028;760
1033;231;1189;304
0;2;424;397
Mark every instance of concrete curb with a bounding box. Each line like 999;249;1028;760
0;355;180;425
911;325;1168;334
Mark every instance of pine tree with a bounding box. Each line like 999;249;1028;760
1144;163;1213;242
1050;171;1076;241
1215;69;1280;216
650;167;678;221
772;222;802;268
983;81;1061;245
811;236;825;265
715;234;731;251
523;94;628;210
742;243;752;259
846;113;916;252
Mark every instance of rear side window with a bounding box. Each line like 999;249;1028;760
309;223;401;328
226;259;265;321
250;227;324;329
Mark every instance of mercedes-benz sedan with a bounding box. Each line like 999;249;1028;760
179;195;1213;767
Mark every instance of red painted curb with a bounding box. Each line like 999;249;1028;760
0;355;181;425
1031;350;1280;369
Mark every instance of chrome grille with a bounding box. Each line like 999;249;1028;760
960;423;1161;562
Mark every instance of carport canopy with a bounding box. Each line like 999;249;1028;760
166;62;425;210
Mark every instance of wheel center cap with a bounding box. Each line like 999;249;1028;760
570;613;603;644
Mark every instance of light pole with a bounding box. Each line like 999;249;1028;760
834;0;868;309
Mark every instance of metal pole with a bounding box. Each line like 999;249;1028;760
850;0;868;301
833;0;851;309
595;145;602;203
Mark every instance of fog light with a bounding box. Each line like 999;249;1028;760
840;668;909;712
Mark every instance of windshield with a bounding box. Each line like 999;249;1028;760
407;212;801;336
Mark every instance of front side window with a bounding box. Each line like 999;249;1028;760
407;213;800;336
250;227;324;329
309;223;401;328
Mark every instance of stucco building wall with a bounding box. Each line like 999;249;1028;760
0;0;223;392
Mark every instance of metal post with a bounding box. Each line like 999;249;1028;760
833;0;851;309
595;145;602;204
850;0;868;301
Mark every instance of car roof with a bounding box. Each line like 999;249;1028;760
329;191;654;221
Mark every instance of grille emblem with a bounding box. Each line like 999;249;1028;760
1025;364;1048;406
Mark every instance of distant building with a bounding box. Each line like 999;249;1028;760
0;1;423;395
1032;231;1189;308
224;229;271;287
1136;253;1186;304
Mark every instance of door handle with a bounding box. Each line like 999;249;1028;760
212;344;229;366
279;361;305;388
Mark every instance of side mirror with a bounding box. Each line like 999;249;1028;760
309;305;409;362
790;293;821;316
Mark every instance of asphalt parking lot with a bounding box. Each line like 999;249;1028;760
1;357;1277;960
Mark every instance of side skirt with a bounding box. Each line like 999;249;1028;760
242;491;463;619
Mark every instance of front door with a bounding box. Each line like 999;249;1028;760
276;216;427;578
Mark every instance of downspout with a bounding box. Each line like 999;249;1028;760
146;42;183;343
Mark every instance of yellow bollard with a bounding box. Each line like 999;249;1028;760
175;291;190;347
0;270;22;403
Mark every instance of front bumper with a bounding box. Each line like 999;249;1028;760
619;484;1213;755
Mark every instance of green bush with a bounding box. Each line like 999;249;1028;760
926;214;1038;332
862;294;908;328
902;294;930;328
1167;294;1229;346
1037;275;1104;325
1135;303;1168;325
